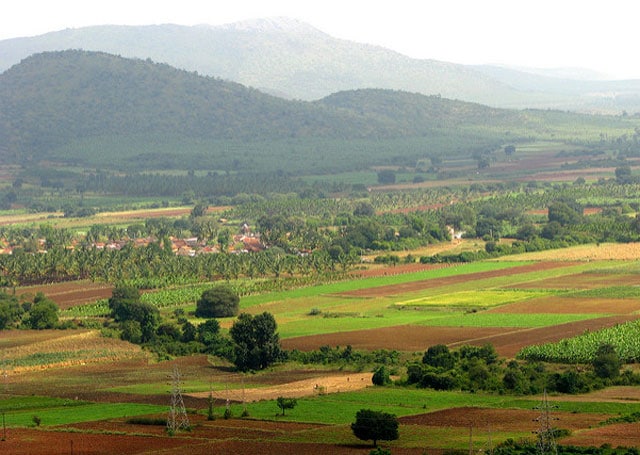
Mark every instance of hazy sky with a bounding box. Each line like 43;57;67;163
2;0;638;79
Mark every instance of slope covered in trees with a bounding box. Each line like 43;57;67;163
1;50;639;175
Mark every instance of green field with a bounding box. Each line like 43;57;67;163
0;397;166;427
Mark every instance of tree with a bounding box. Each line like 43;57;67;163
377;170;396;185
190;202;208;218
276;396;297;416
504;144;516;156
592;343;621;379
0;292;22;329
195;285;240;318
547;201;582;226
351;409;399;447
25;293;59;329
615;165;633;184
108;285;141;317
422;344;455;370
229;312;282;371
108;286;159;342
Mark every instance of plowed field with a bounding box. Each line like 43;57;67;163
17;281;113;309
283;315;638;358
487;296;640;314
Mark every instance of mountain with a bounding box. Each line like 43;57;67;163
3;18;638;112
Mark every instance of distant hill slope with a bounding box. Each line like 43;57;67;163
1;50;637;174
2;18;638;112
0;50;510;171
0;50;395;146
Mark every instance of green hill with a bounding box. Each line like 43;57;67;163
1;50;638;175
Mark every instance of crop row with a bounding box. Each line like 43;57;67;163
517;320;640;363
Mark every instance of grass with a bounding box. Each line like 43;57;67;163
0;398;167;427
568;286;640;299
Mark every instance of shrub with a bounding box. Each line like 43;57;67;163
372;365;391;386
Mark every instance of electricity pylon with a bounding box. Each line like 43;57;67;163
167;365;190;433
533;389;558;455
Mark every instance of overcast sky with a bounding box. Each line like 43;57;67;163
2;0;638;79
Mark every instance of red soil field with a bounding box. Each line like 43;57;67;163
339;262;578;298
506;272;640;290
283;315;638;358
561;422;640;448
17;281;113;310
282;325;508;353
399;406;607;433
350;262;448;278
3;415;428;455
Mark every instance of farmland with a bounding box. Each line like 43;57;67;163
1;242;640;453
1;119;640;453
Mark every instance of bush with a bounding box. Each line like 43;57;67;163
126;417;166;425
372;365;391;386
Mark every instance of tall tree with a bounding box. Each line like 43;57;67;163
351;409;399;447
229;312;282;371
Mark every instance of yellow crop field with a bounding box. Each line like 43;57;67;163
500;242;640;262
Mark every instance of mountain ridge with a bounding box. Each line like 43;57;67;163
3;19;638;111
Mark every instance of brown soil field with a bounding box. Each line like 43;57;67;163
283;315;638;358
0;428;189;455
282;325;509;352
506;272;640;290
188;372;373;402
17;281;114;309
527;207;603;216
399;406;608;433
3;415;425;455
339;262;577;298
351;262;448;278
561;422;640;448
544;386;640;403
487;296;640;314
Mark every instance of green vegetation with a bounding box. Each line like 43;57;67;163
195;285;240;318
518;320;640;363
351;408;399;447
0;396;166;427
3;46;640;452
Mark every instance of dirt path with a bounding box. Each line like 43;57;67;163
187;372;373;402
